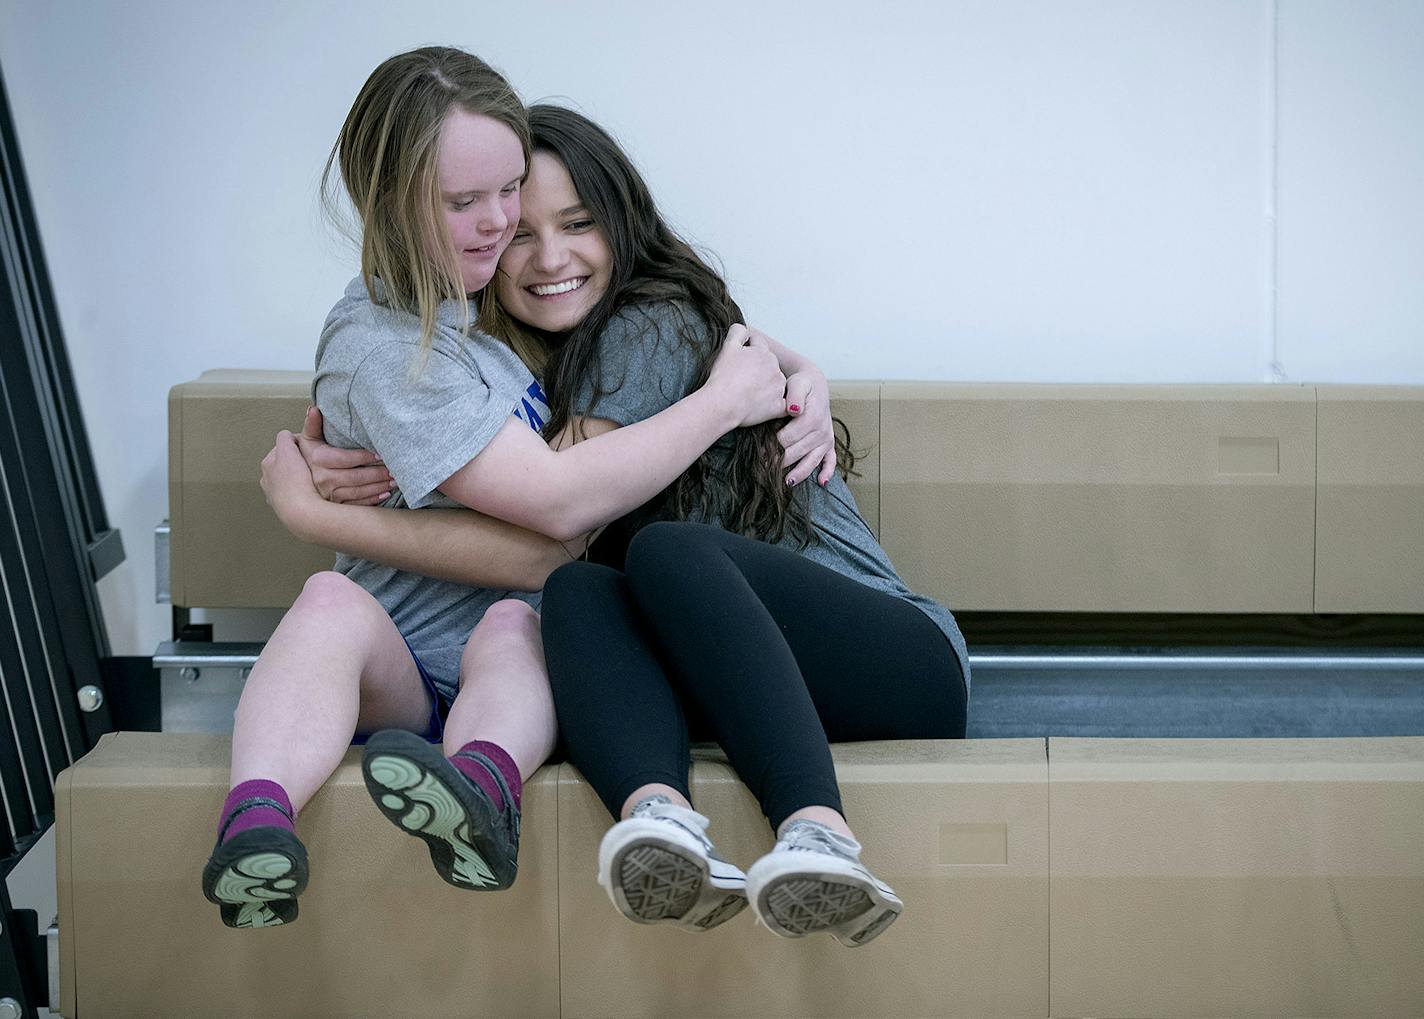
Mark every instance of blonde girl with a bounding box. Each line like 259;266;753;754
201;46;790;929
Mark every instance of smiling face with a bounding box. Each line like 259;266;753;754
494;150;613;333
436;107;526;294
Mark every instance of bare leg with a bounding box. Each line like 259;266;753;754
618;783;691;819
208;572;429;929
229;571;431;811
355;601;551;893
443;599;556;781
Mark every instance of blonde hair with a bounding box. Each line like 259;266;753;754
322;47;530;353
475;287;549;376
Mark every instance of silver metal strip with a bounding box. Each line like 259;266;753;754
47;916;58;1009
150;648;1418;671
154;520;170;604
153;642;262;670
971;651;1424;671
152;642;1424;673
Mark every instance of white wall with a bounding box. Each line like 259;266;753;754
0;0;1420;657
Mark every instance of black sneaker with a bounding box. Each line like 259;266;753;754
360;729;519;890
201;799;309;929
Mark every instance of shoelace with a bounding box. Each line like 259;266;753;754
778;820;858;861
634;799;715;851
630;794;674;818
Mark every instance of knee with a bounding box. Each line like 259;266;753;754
626;521;726;585
459;599;546;688
542;561;616;614
292;571;369;615
462;600;541;670
626;521;701;576
471;598;540;642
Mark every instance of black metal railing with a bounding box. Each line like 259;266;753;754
1;61;122;1018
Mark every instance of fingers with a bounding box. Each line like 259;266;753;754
300;436;385;471
317;464;391;490
722;323;751;348
784;444;831;487
328;481;394;505
783;372;814;416
302;406;325;442
777;413;815;450
780;430;823;468
782;444;837;487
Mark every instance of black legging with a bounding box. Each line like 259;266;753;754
540;521;967;829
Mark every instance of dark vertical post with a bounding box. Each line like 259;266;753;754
0;60;126;1013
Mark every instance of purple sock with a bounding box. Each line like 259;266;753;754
218;779;295;842
449;741;522;811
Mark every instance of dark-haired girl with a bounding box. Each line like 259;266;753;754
270;105;969;947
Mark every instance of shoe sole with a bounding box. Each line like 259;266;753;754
749;857;902;947
202;828;307;929
600;822;748;931
361;730;516;891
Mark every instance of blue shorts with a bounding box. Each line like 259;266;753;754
351;639;451;745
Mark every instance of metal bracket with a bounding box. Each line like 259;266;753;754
154;519;170;604
159;523;213;642
154;641;262;732
171;607;212;644
87;527;125;582
45;919;56;1013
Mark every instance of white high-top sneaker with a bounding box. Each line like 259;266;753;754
597;795;749;932
745;818;903;947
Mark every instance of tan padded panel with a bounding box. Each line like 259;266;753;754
880;384;1317;612
56;732;560;1018
1049;737;1424;1017
557;741;1048;1018
171;376;885;608
1316;386;1424;612
169;370;326;608
55;759;77;1018
827;382;880;537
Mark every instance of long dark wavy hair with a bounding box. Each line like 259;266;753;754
480;104;854;546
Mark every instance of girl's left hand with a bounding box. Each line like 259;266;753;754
298;407;394;505
778;369;836;487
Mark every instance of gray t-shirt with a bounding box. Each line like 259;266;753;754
572;302;971;690
312;277;551;696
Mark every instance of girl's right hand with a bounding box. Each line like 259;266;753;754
260;431;327;541
297;406;395;505
704;324;788;429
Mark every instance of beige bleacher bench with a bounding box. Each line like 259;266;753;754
51;374;1424;1017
